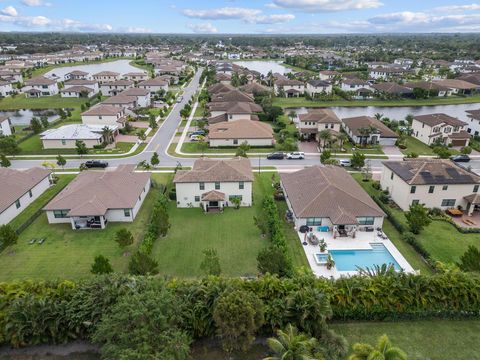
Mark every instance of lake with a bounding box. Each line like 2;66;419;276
289;103;480;122
233;60;291;76
1;109;59;126
44;60;141;81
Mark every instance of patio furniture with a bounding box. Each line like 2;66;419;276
28;238;37;245
447;208;463;217
38;238;46;245
463;218;476;226
307;232;319;245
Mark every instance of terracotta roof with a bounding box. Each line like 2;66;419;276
60;86;94;93
138;77;168;86
239;82;270;95
413;113;467;127
280;166;385;222
82;104;124;116
433;79;478;90
208;83;235;94
383;159;480;185
0;168;51;214
25;76;56;86
201;190;225;201
448;130;470;139
208;120;273;140
174;157;253;183
466;109;480;120
208;101;263;114
371;82;413;95
93;71;120;77
342;116;398;138
211;89;254;103
44;166;150;216
404;81;449;91
299;109;341;124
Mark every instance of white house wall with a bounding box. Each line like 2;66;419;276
175;181;252;208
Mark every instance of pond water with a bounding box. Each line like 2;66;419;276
1;109;59;126
44;60;140;81
289;103;480;122
233;60;291;76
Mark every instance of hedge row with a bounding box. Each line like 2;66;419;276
138;187;169;255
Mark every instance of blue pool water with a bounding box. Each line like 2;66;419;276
329;243;401;271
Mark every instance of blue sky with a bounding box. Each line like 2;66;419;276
0;0;480;33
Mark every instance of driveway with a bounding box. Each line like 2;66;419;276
382;145;403;157
299;141;319;154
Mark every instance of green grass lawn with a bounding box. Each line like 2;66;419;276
342;142;385;155
400;136;436;155
181;142;274;154
332;320;480;360
272;94;480;108
151;172;308;277
0;94;89;111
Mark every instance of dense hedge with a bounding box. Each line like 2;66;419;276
1;271;480;348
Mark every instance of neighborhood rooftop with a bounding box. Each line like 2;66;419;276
174;157;253;183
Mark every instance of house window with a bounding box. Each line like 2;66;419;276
124;209;131;217
474;185;479;193
442;185;448;190
99;116;102;120
229;195;242;202
390;172;394;180
441;199;456;207
239;181;244;190
15;199;21;209
215;182;220;190
325;124;328;129
199;182;205;190
410;186;416;194
194;196;200;202
61;139;66;145
53;209;68;218
28;190;33;198
306;218;322;226
233;139;238;145
429;186;435;194
412;200;420;205
357;217;375;225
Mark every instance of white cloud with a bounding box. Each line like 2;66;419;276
434;3;480;12
188;22;218;33
272;0;383;12
21;0;51;7
246;13;295;24
1;6;17;16
181;6;294;24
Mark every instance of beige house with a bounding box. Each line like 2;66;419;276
342;116;398;146
123;72;149;82
81;105;127;128
92;71;121;84
100;80;134;96
381;159;480;213
411;113;470;147
306;80;332;97
208;101;263;121
274;79;305;97
44;165;151;229
40;124;118;149
281;166;385;237
208;120;274;147
137;77;169;96
173;157;253;211
298;109;342;141
0;168;52;225
23;76;58;97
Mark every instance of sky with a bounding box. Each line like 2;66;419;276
0;0;480;34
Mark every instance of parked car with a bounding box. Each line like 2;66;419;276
266;152;285;160
83;160;108;168
286;152;305;160
450;154;470;163
190;130;206;136
176;96;183;103
339;159;352;167
190;134;204;142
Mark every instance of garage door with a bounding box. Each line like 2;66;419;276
451;139;468;147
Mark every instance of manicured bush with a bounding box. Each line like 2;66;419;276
257;246;293;277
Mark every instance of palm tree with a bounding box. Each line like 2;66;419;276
101;126;114;145
348;335;407;360
337;133;348;150
264;324;318;360
288;110;297;124
374;113;384;121
318;129;332;149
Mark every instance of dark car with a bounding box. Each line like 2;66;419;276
450;154;470;163
84;160;109;168
266;152;285;160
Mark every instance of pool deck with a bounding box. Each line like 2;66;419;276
297;229;415;279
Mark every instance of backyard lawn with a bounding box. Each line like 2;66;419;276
0;94;89;110
151;172;308;277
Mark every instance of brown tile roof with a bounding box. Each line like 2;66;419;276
208;101;263;114
208;83;235;94
103;80;134;86
60;86;94;93
383;159;480;185
208;120;273;140
44;167;150;216
67;70;89;76
466;109;480;120
64;79;98;86
280;166;385;223
138;77;168;86
102;96;136;105
433;79;478;90
25;76;56;86
174;157;253;183
276;79;304;86
0;168;51;214
342;116;398;138
413;113;467;127
201;190;225;201
299;109;341;124
121;88;150;96
93;71;120;77
82;104;124;116
371;82;413;95
239;82;270;95
404;81;449;91
211;89;254;103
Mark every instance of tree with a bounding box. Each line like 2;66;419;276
90;255;113;275
318;129;332;149
138;129;147;142
0;136;21;157
320;150;331;163
150;152;160;167
199;248;221;276
40;116;49;129
128;251;159;275
264;324;318;360
0;224;18;250
351;151;366;169
288;110;296;124
0;154;11;168
257;246;292;277
197;139;208;156
337;133;348;150
458;245;480;272
213;288;264;352
149;115;158;129
75;140;88;156
235;141;250;158
101;126;114;145
461;146;472;155
405;203;431;234
30;117;43;134
433;146;451;159
115;228;134;249
348;334;406;360
56;154;66;169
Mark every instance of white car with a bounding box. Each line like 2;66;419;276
189;134;204;142
286;152;305;160
339;159;352;167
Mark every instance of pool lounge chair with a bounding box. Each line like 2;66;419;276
38;238;46;245
28;238;37;245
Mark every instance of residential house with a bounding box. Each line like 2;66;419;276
208;101;263;123
210;89;254;103
0;116;13;136
340;78;372;99
123;72;149;82
466;109;480;136
0;168;51;225
23;76;59;97
404;81;450;97
208;120;274;147
318;70;339;81
342;116;398;146
274;79;305;97
381;159;480;213
92;71;121;84
280;166;385;236
40;124;118;149
102;95;137;109
173;157;253;210
208;82;235;95
298;109;342;141
369;67;411;80
306;80;332;97
60;85;97;98
121;88;151;108
371;82;413;98
0;80;13;97
100;80;134;96
0;70;23;83
239;82;270;96
63;79;99;95
44;165;151;229
216;73;231;84
411;113;470;146
433;79;477;95
64;70;89;81
137;77;169;96
81;105;127;128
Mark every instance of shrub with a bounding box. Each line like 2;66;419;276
458;245;480;272
115;228;134;249
200;248;221;276
0;224;18;251
429;207;443;216
128;252;159;275
405;203;431;234
257;246;293;277
371;181;381;190
91;255;113;275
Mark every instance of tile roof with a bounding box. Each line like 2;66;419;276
280;165;385;222
93;71;120;77
174;157;253;183
371;82;413;94
81;104;124;116
25;76;56;86
208;120;273;140
208;83;235;94
433;79;478;90
40;124;117;140
299;109;341;124
466;109;480;120
211;89;254;103
208;101;263;114
342;116;398;138
413;113;467;127
201;190;225;201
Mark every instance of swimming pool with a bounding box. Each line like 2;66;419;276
329;243;401;271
